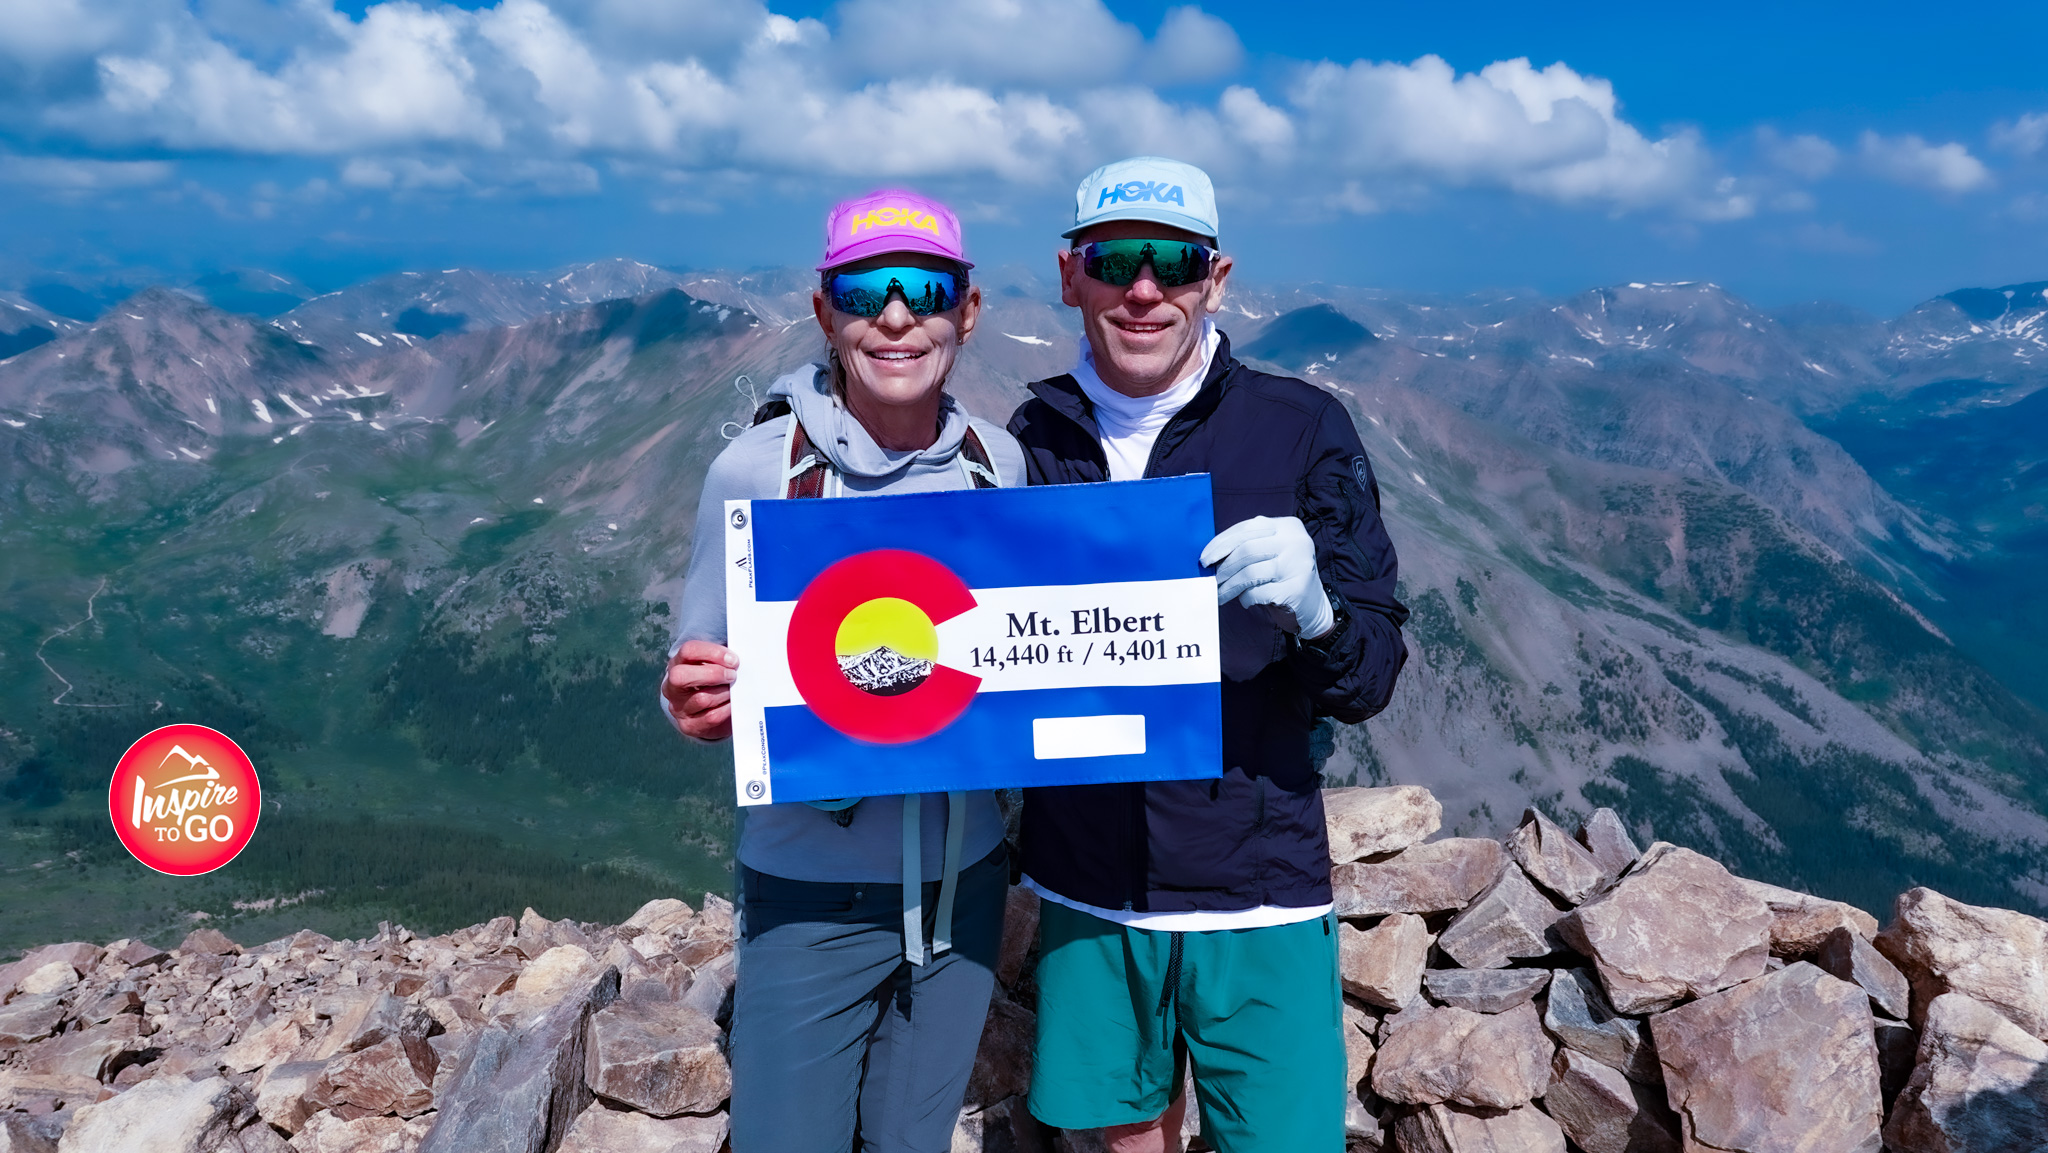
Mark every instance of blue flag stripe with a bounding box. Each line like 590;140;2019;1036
751;474;1214;600
760;682;1222;801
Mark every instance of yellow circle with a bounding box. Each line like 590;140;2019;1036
836;597;938;661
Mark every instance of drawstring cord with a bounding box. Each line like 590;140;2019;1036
1156;931;1185;1037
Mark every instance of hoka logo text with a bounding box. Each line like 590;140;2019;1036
849;208;942;236
1097;182;1186;208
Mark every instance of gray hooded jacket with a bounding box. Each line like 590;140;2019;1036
671;365;1023;888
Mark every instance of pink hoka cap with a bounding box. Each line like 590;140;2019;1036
817;190;972;271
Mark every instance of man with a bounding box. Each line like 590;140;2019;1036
1007;157;1409;1151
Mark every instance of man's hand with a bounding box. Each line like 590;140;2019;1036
1200;516;1334;639
663;640;739;741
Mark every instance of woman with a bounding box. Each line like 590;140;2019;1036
661;191;1022;1153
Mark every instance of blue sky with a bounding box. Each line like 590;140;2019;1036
2;0;2044;314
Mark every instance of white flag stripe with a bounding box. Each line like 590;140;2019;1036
730;577;1220;709
1034;715;1147;760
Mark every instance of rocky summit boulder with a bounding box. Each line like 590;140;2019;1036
1815;925;1910;1021
1543;968;1657;1083
1736;877;1880;956
56;1075;253;1153
584;999;731;1118
1556;843;1772;1014
557;1104;728;1153
1324;786;1443;864
1876;886;2048;1039
1390;1102;1566;1153
1575;809;1641;880
1339;914;1430;1010
1543;1049;1680;1153
1371;1003;1552;1109
1422;968;1549;1014
1650;962;1882;1153
1332;838;1505;917
1510;809;1608;906
1436;864;1563;970
1884;991;2048;1151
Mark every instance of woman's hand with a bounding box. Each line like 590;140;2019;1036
663;641;739;741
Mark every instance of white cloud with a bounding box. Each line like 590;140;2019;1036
1757;128;1838;180
4;0;1762;222
1859;131;1992;193
1143;7;1243;87
1286;56;1744;217
1992;112;2048;158
0;153;173;188
833;0;1140;88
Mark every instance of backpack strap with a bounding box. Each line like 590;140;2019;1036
958;425;1001;490
771;407;832;500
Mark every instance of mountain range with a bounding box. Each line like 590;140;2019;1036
2;257;2045;955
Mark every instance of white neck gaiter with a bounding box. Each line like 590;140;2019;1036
1070;318;1219;482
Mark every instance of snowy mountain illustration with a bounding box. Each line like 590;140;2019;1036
837;647;934;696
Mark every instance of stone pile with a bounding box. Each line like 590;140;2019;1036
7;784;2048;1152
1323;786;2048;1153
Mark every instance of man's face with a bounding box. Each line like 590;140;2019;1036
1059;220;1232;399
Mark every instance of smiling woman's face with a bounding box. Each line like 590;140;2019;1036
812;252;982;433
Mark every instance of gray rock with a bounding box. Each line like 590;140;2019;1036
319;1034;437;1118
0;945;100;1000
1816;925;1910;1021
1422;968;1550;1014
1371;1003;1552;1109
0;1115;57;1153
1884;991;2048;1152
1650;962;1882;1153
965;997;1036;1111
996;885;1040;990
1575;808;1641;880
1875;886;2048;1039
1323;786;1442;864
1543;1049;1681;1153
1543;967;1658;1083
676;950;734;1025
1555;843;1772;1014
1437;865;1562;970
1339;914;1430;1010
1332;839;1505;918
57;1075;248;1153
0;995;66;1046
585;999;730;1118
556;1105;728;1153
254;1060;329;1134
1735;878;1880;956
1377;997;1432;1044
178;927;242;956
1874;1020;1915;1114
419;965;621;1153
1510;808;1607;905
1389;1102;1565;1153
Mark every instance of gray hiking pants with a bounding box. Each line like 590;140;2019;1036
730;844;1007;1153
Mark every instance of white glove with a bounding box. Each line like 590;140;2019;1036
1200;516;1335;639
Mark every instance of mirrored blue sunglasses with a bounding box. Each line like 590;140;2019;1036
824;266;966;317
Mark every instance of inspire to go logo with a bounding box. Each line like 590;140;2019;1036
107;724;262;876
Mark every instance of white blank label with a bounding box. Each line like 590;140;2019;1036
1033;715;1147;760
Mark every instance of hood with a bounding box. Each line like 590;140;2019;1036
765;364;977;480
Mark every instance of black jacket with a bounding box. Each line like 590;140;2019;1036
1007;335;1409;913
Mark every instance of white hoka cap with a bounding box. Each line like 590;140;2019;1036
1064;156;1219;241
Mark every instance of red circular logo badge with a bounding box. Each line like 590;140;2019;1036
107;724;262;876
787;549;982;744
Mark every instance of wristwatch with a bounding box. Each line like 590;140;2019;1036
1299;583;1350;653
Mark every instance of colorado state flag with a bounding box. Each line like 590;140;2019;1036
724;475;1223;805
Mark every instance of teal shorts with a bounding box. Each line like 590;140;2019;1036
1027;901;1346;1152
